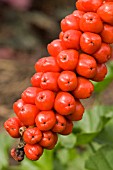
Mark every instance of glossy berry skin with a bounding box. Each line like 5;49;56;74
39;131;55;147
72;77;94;99
17;104;39;126
66;99;84;121
76;53;97;79
60;119;73;135
35;90;55;111
59;31;64;39
100;24;113;44
24;144;43;161
73;10;85;19
58;71;78;91
76;0;87;12
79;12;103;33
13;99;25;114
54;92;76;115
40;72;60;92
21;87;42;104
92;63;107;82
57;49;79;71
35;56;61;73
46;133;58;150
61;14;80;32
93;43;111;63
52;113;67;133
23;127;42;145
76;0;103;12
4;117;21;138
35;110;56;131
11;148;24;162
31;72;43;87
80;32;102;54
47;39;66;57
97;2;113;25
62;30;82;50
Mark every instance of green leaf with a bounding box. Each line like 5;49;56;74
67;147;90;170
74;105;113;145
35;150;53;170
56;148;76;165
53;159;65;170
76;133;98;145
85;145;113;170
55;146;91;170
75;109;101;133
20;150;53;170
93;61;113;93
76;105;113;133
0;132;13;169
95;118;113;145
57;148;69;165
20;158;39;170
59;134;77;149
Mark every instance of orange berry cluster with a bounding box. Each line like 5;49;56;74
4;0;113;162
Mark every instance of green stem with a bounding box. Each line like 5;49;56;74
89;143;96;153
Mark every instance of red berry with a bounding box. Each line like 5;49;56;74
47;39;66;57
79;12;103;33
60;119;73;136
31;72;43;87
4;117;21;138
76;0;103;12
57;49;79;71
93;43;111;63
62;30;82;50
72;77;94;99
73;10;85;18
76;1;87;11
66;99;85;121
97;2;113;25
24;144;43;161
80;32;102;54
17;104;39;126
100;24;113;44
35;90;55;111
46;133;58;150
61;14;80;32
23;127;42;145
59;31;64;39
39;131;55;147
92;63;107;82
58;71;78;91
13;99;25;114
76;53;97;78
35;110;56;131
52;113;67;133
21;87;42;104
35;56;61;73
40;72;60;92
54;92;76;115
